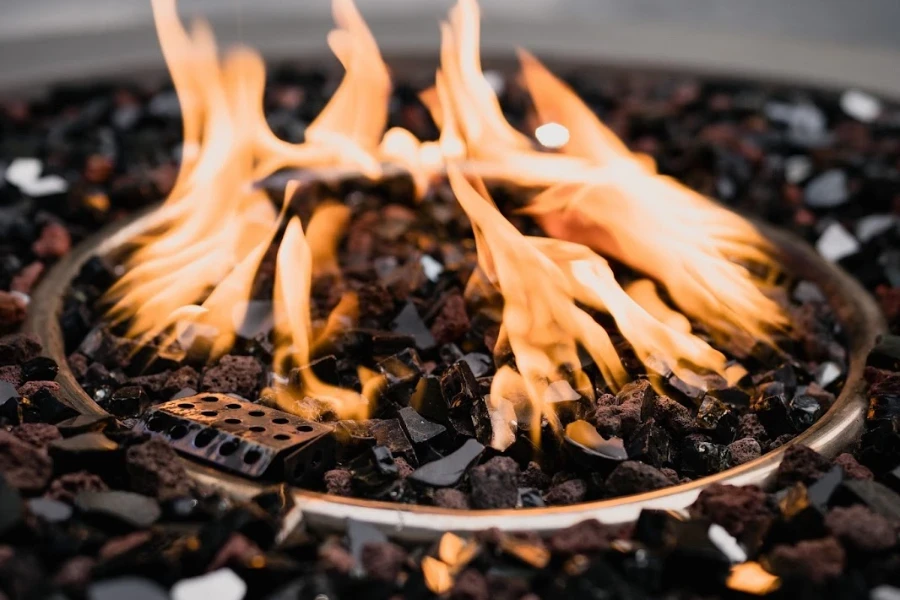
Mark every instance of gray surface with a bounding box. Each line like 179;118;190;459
0;1;898;95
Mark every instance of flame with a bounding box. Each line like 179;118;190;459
107;0;790;427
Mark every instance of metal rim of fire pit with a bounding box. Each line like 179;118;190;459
25;202;885;541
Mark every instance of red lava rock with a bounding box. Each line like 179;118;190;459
10;262;44;295
768;434;795;451
727;437;762;466
67;354;89;380
125;438;193;500
0;430;53;493
45;471;108;503
876;285;900;329
737;413;769;442
98;531;154;560
833;453;874;480
482;324;500;355
318;539;354;574
591;404;622;437
10;423;61;449
53;556;95;592
16;381;60;398
544;479;587;506
451;568;489;600
605;461;674;497
0;292;27;332
356;282;394;323
652;395;693;435
689;484;773;538
324;469;353;497
470;456;520;509
209;534;263;571
430;294;470;345
32;222;71;259
361;541;407;583
127;371;171;399
547;519;623;555
200;355;263;399
825;505;897;553
393;457;414;479
433;488;470;510
615;380;654;436
774;445;832;488
867;367;900;396
163;366;199;397
0;365;23;387
768;537;846;584
0;334;42;366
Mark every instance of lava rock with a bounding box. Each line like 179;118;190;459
434;488;469;510
409;439;484;487
650;395;693;435
469;456;519;509
0;430;53;493
689;484;773;539
10;422;61;449
774;445;832;488
615;379;655;435
323;469;353;497
125;438;193;500
200;355;263;399
544;478;587;505
825;505;897;553
833;453;873;480
430;294;469;345
726;437;762;466
0;333;42;366
361;541;408;583
45;471;109;503
605;461;674;497
547;519;622;555
767;537;846;584
20;356;58;382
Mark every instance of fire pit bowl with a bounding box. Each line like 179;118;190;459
26;200;885;541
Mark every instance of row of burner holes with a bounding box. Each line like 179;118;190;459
147;395;317;466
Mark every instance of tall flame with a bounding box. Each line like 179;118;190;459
106;0;789;425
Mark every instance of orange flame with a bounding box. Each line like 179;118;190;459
107;0;789;426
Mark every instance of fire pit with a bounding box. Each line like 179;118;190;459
17;0;886;539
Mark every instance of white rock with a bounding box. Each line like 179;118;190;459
792;281;826;304
841;89;882;123
420;254;444;282
784;155;812;184
816;362;842;388
708;523;747;563
171;569;246;600
815;222;860;262
856;214;898;243
805;169;849;208
872;585;900;600
5;157;68;197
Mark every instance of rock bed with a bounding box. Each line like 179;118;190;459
0;65;899;597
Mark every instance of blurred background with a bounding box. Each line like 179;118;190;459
1;0;899;94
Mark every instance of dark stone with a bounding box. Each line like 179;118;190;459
774;445;831;488
409;439;484;487
125;438;193;501
99;385;150;418
398;406;447;446
0;430;53;492
469;456;519;509
694;396;738;442
867;335;900;371
0;383;22;425
0;475;24;536
351;446;399;494
605;461;674;497
680;435;727;477
20;357;58;382
253;484;294;521
787;393;824;432
391;301;436;351
27;497;72;523
518;487;545;508
75;490;161;529
831;478;900;521
19;383;78;424
49;432;122;480
461;353;492;378
368;419;416;465
752;381;791;437
625;418;672;468
410;375;450;428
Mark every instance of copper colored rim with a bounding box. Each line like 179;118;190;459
25;206;885;541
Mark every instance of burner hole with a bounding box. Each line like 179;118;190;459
194;429;218;448
169;424;189;440
296;425;314;433
200;410;218;417
224;418;241;424
243;449;262;465
274;434;291;441
249;426;266;432
272;418;289;424
147;416;165;432
226;404;241;409
218;440;240;456
249;410;265;417
202;396;219;403
177;403;194;409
